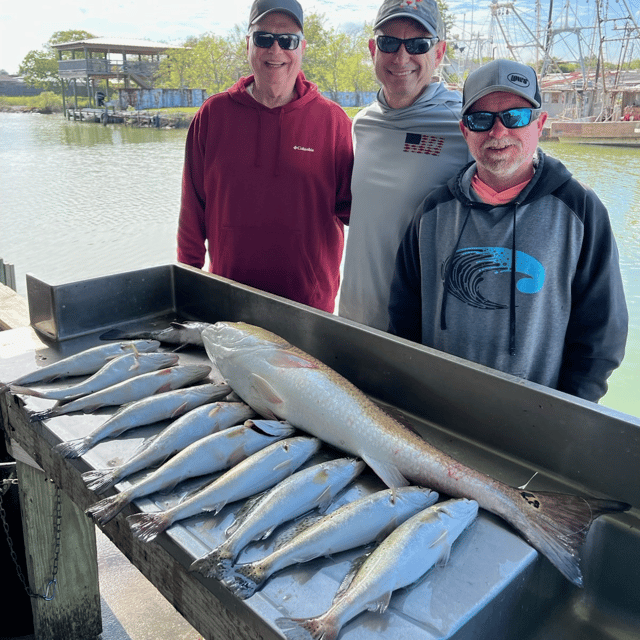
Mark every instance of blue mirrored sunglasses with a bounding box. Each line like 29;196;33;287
375;35;439;55
252;31;302;50
462;108;542;132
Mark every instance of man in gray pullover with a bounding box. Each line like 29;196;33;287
339;0;470;331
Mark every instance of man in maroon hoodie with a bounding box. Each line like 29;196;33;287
177;0;354;313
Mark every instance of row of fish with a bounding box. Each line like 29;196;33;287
4;328;484;638
4;319;632;639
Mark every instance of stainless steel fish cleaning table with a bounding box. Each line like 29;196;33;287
1;264;638;640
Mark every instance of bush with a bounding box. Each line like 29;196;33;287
32;91;64;113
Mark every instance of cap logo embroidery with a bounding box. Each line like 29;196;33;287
400;0;423;8
507;73;530;88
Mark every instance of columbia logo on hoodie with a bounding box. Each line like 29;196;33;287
404;133;444;155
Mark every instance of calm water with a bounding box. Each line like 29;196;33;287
1;113;638;417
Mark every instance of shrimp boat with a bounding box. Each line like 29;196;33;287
446;0;640;145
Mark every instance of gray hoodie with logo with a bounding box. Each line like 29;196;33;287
389;149;628;402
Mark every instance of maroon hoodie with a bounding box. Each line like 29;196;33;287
177;72;353;312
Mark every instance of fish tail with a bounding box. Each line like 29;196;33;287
29;408;56;422
275;615;338;640
54;437;92;459
189;547;233;579
505;488;630;586
82;469;118;494
9;385;44;398
127;511;171;542
220;562;264;600
85;494;129;525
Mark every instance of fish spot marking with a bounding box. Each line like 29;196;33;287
521;491;541;509
313;470;329;484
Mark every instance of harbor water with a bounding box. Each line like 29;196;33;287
0;112;638;417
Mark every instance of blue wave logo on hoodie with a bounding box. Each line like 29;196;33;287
442;247;545;309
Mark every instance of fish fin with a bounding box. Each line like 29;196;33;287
266;350;319;370
361;454;410;490
366;591;392;614
85;493;130;525
82;469;118;494
169;401;189;418
249;373;284;405
220;562;263;599
246;419;294;437
429;531;452;567
127;511;172;542
225;493;266;538
273;513;325;550
54;437;92;459
29;408;55;422
276;616;334;640
189;547;234;580
505;488;630;587
315;486;335;514
9;385;45;398
334;552;371;601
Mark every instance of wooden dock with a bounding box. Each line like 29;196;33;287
65;108;192;128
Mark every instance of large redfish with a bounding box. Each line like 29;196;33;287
202;321;630;587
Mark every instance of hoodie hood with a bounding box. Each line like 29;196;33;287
227;71;319;175
365;81;464;131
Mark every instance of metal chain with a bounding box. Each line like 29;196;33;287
0;473;62;601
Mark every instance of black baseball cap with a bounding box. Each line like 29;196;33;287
249;0;304;30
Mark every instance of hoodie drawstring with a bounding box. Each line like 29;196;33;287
440;203;519;357
509;204;518;356
440;207;472;331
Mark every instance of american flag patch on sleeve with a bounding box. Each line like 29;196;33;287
404;133;444;155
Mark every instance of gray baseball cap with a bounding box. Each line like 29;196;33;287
374;0;445;40
462;59;541;114
249;0;304;30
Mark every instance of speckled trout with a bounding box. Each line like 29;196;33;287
276;498;478;640
81;400;256;494
189;457;366;580
0;340;160;393
127;436;321;542
85;418;292;525
11;352;179;401
220;486;440;599
29;364;212;422
202;322;630;587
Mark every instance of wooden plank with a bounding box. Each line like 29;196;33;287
16;460;102;640
0;282;30;330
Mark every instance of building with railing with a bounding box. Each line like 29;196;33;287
52;37;184;109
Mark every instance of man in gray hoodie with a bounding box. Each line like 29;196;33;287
339;0;470;331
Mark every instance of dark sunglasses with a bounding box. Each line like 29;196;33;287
375;35;439;55
462;108;542;132
252;31;302;50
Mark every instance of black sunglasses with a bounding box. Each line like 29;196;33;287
462;108;542;132
375;35;439;55
252;31;302;50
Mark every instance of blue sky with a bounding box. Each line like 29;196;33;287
2;0;638;75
